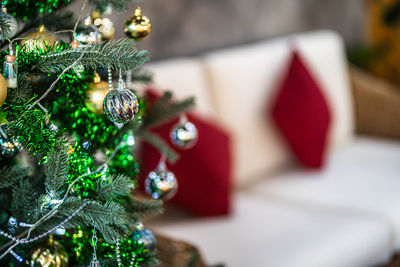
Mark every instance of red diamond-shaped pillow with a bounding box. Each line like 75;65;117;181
271;51;331;168
138;89;232;216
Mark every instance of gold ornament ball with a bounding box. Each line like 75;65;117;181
92;11;115;40
95;17;115;40
0;73;7;107
29;236;69;267
124;7;151;40
21;25;57;52
86;72;109;114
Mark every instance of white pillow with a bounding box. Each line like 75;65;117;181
144;58;216;117
203;30;354;187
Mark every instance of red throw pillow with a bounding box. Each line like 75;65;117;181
271;50;331;168
138;89;232;216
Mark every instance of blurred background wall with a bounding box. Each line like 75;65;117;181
70;0;366;60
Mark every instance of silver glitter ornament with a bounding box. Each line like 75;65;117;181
75;16;102;45
90;260;101;267
103;74;139;124
145;160;177;200
0;136;21;158
170;116;198;149
131;228;156;251
2;8;17;38
7;216;18;234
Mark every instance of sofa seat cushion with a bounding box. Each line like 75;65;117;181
249;137;400;249
149;193;391;267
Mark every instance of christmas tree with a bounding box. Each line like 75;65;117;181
0;0;196;266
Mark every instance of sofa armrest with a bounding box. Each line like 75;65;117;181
350;66;400;140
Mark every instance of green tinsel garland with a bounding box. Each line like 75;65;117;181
3;0;72;21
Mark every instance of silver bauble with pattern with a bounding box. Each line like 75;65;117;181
103;79;139;124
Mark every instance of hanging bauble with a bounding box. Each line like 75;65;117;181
103;77;139;124
132;228;156;251
170;117;198;149
49;123;59;132
29;235;69;267
92;11;115;40
145;160;178;200
0;73;7;107
0;135;21;158
3;52;17;89
123;130;135;147
76;16;102;45
90;259;101;267
86;72;109;114
53;226;65;236
81;140;92;152
1;8;17;38
21;25;57;52
7;216;18;234
124;7;151;40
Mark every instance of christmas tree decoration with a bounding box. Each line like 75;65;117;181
124;7;151;40
0;135;21;158
7;216;18;234
103;72;139;124
29;236;69;267
3;51;17;89
124;130;136;147
2;7;18;38
89;228;101;267
170;115;198;149
70;39;80;49
21;25;57;52
0;73;7;107
53;226;66;236
0;1;196;265
86;72;109;114
132;228;156;251
76;16;102;45
92;11;115;40
145;159;178;200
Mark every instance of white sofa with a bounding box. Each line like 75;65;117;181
143;30;400;267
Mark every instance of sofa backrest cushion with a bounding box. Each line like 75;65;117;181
144;58;216;117
203;30;354;186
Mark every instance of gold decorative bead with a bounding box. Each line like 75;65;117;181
86;72;110;114
21;25;57;52
0;73;7;107
124;7;151;40
29;236;69;267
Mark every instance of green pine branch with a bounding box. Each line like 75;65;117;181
137;129;179;163
11;178;36;221
59;197;129;242
143;91;195;129
44;145;69;199
19;11;75;35
6;72;34;104
131;69;153;84
90;0;141;13
0;12;11;41
37;39;150;73
125;198;163;218
96;173;134;200
0;166;30;190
